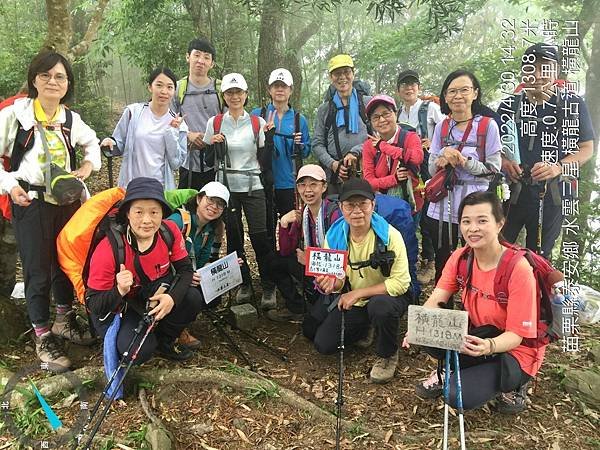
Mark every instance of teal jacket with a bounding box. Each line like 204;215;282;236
167;210;216;269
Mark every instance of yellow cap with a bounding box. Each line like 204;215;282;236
328;54;354;73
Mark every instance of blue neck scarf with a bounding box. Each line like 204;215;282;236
333;88;360;134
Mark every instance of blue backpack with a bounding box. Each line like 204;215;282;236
374;193;420;300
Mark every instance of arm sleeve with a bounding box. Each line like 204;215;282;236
202;117;216;145
0;107;19;194
73;113;101;171
110;107;132;157
312;104;336;169
85;238;124;317
169;256;194;305
383;227;411;296
362;140;398;191
428;103;445;140
278;220;301;257
163;119;188;170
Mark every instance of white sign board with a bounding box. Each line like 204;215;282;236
304;247;348;278
198;252;243;304
407;305;469;352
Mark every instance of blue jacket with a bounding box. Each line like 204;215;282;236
251;104;311;189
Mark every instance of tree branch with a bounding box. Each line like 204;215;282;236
69;0;110;59
289;16;323;52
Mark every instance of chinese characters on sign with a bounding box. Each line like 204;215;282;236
199;252;243;304
407;306;469;352
304;247;348;278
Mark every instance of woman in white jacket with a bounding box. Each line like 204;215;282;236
101;67;187;190
0;51;101;370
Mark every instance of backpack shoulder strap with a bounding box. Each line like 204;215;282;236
418;101;430;138
177;207;192;240
60;108;77;171
455;246;474;291
177;77;189;106
440;117;451;147
10;125;35;171
213;113;224;135
493;246;526;303
106;223;126;271
250;114;260;141
260;106;267;120
475;115;491;164
324;198;339;229
159;222;175;255
324;100;343;160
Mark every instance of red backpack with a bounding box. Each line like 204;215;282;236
455;242;564;348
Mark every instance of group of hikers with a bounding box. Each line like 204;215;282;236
0;37;595;426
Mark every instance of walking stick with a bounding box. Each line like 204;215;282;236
442;349;451;450
335;309;346;450
453;351;467;450
100;145;113;188
537;181;547;256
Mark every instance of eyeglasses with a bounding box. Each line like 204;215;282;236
399;81;418;88
37;72;68;84
445;86;474;98
297;181;323;191
341;200;373;213
205;196;226;210
370;110;394;123
331;68;353;79
223;89;246;97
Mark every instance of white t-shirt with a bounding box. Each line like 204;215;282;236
398;98;445;140
132;107;173;186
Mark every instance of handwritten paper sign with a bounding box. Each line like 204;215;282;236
407;305;469;352
304;247;348;278
199;252;243;304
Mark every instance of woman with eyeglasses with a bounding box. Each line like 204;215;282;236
166;181;229;349
101;67;187;190
362;94;424;217
425;70;501;283
0;51;101;370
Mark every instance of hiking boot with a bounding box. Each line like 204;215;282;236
266;307;303;323
415;369;444;399
51;310;96;346
176;329;201;350
417;260;436;285
35;332;71;372
369;350;398;384
495;382;529;414
355;326;375;349
156;339;194;361
235;284;253;304
260;286;278;310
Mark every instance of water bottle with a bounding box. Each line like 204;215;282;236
549;292;566;339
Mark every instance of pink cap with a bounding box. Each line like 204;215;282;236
365;94;397;117
296;164;326;182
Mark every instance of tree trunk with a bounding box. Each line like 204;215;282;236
257;0;285;106
0;218;25;343
44;0;73;54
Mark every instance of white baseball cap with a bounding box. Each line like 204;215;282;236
200;181;230;205
268;68;293;87
221;73;248;92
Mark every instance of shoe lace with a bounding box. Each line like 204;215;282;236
40;335;64;359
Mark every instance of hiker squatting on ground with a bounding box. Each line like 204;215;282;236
202;73;277;309
497;43;595;260
424;70;502;284
100;67;188;190
0;51;101;371
312;54;372;195
396;69;446;285
165;181;230;349
86;177;204;363
303;178;413;384
265;164;341;323
172;38;224;191
405;191;545;414
251;68;311;254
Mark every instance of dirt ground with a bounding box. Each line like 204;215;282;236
1;161;599;450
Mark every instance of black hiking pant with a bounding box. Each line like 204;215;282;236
11;198;80;327
178;167;215;191
267;254;317;314
423;215;462;283
91;287;204;365
303;293;410;358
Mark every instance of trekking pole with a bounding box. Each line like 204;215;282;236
77;315;157;449
452;350;467;450
537;181;547;257
335;309;346;450
100;145;113;188
445;167;454;250
205;309;288;362
442;349;451;450
202;309;255;370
